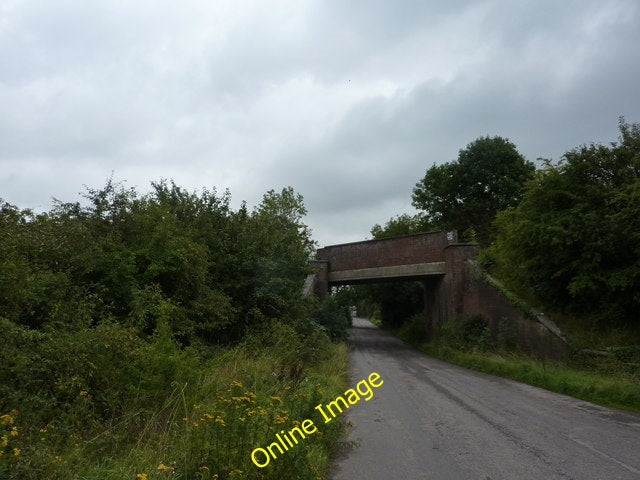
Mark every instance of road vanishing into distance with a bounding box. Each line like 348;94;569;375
330;318;640;480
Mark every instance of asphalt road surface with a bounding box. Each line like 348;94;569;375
330;318;640;480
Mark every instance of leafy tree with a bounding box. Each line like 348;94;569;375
491;119;640;327
224;187;316;338
370;213;430;239
412;136;535;244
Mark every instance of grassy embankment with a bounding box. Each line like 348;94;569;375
386;312;640;412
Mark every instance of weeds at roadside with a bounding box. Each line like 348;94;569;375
418;345;640;412
386;313;640;412
0;319;349;480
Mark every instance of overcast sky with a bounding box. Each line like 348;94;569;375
1;0;639;247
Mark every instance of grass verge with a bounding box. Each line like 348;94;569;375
386;315;640;413
416;344;640;412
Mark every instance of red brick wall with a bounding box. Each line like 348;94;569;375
460;264;567;359
316;231;450;271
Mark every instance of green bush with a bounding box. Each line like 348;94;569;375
439;314;492;350
396;313;428;344
491;119;640;327
0;181;314;343
312;297;351;341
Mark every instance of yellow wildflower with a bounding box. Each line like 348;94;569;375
13;448;20;456
1;435;8;447
270;396;282;402
157;462;175;472
79;390;89;397
214;417;226;426
230;380;243;388
136;474;148;480
52;455;62;464
10;427;18;437
0;414;14;426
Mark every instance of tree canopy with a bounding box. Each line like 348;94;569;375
412;136;535;244
370;213;429;239
490;119;640;327
0;180;315;343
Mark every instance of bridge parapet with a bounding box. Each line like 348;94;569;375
310;231;461;299
316;230;454;272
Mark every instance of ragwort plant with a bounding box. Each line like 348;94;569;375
130;341;348;480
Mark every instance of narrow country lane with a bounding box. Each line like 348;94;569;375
330;318;640;480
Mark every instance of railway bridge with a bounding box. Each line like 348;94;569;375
305;230;566;356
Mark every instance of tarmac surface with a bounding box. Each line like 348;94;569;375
330;318;640;480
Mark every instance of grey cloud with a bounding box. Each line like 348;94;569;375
1;0;639;246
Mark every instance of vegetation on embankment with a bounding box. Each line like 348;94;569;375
390;314;640;412
485;119;640;331
0;181;351;479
